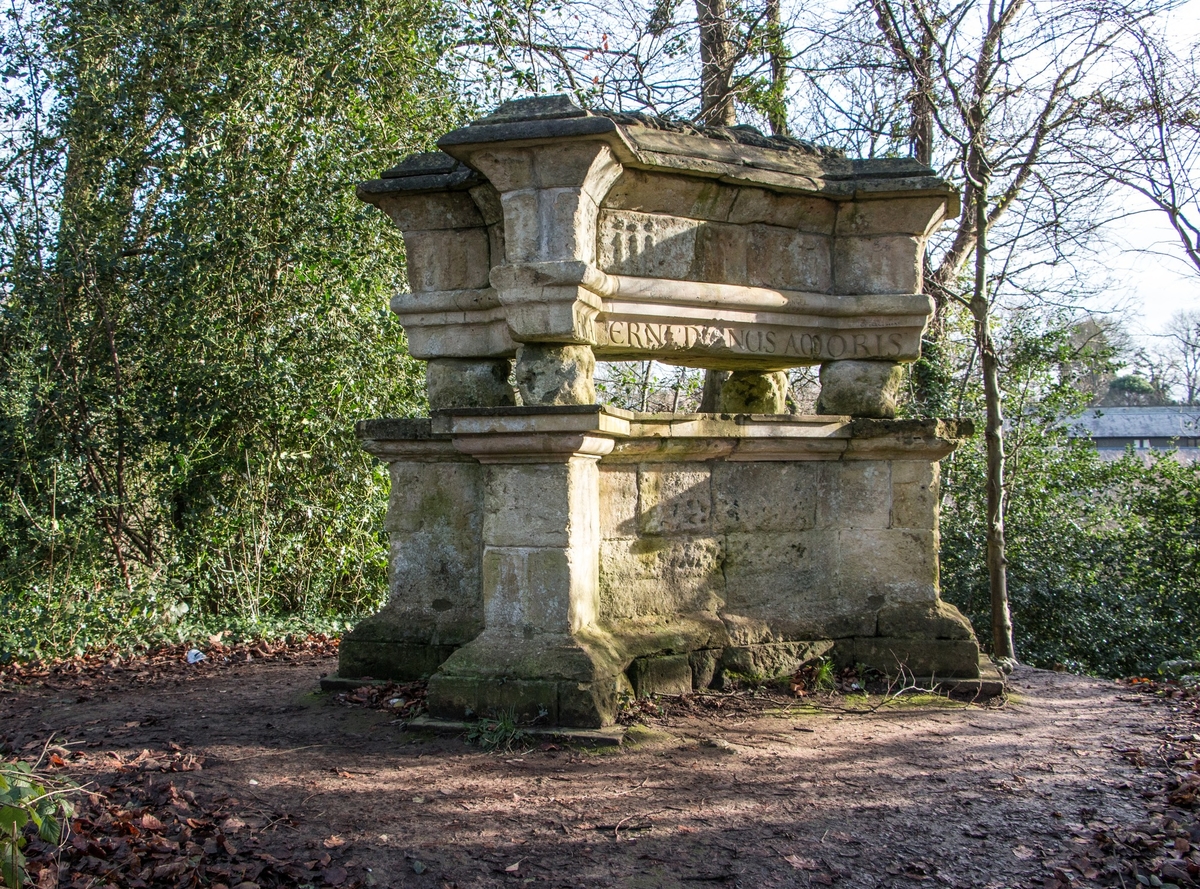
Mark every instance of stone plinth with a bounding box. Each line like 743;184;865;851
339;410;980;727
340;95;980;727
357;94;959;418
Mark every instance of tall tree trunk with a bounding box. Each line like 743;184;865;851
694;0;735;402
970;175;1016;663
765;0;789;136
911;30;933;166
910;28;954;415
695;0;736;125
699;370;729;411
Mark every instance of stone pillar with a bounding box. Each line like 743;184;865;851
337;420;485;680
816;360;905;418
440;118;625;345
514;343;596;405
716;370;789;413
426;358;516;409
426;408;630;727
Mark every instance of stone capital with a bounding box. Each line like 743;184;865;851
436;405;631;464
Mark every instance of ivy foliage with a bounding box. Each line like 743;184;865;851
0;0;464;660
0;760;76;888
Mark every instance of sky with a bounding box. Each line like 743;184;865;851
1108;217;1195;338
1100;201;1197;342
1094;0;1198;342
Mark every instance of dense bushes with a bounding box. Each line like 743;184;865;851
0;0;458;660
939;317;1200;677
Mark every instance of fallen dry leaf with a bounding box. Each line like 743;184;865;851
784;854;820;870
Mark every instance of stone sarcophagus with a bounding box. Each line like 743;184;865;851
338;96;983;726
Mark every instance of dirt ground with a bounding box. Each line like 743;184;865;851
2;644;1198;889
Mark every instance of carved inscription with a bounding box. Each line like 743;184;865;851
596;319;907;361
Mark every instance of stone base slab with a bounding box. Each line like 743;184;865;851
925;658;1007;699
336;640;460;682
625;635;982;697
404;715;627;746
342;408;981;726
318;673;397;692
427;632;628;727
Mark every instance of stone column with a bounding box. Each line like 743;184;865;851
815;360;905;418
716;370;790;413
426;408;630;727
441;133;624;346
426;358;516;409
514;343;596;406
822;195;948;417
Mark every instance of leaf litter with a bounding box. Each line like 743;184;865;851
2;644;1199;888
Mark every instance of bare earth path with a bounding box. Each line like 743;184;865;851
2;651;1197;889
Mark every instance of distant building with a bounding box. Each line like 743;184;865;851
1069;406;1200;462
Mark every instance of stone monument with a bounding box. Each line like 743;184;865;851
335;95;985;727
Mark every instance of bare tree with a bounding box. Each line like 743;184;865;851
450;0;1168;661
831;0;1161;663
1163;310;1200;404
1079;35;1200;276
696;0;738;123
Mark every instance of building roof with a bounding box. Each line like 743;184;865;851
1069;406;1200;439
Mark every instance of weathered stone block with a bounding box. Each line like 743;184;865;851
598;537;725;619
876;601;974;640
388;533;483;629
722;531;878;639
834;235;923;294
712;462;818;532
835;197;947;237
482;546;597;635
515;343;596;405
691;222;747;284
336;639;458;681
597;210;699;279
891;460;938;530
627;654;693;696
836;529;939;604
720;640;834;681
726;188;836;233
602;170;737;221
715;370;789;413
378;191;485;232
689;649;721;689
484;461;597;549
543;188;598;263
598;466;639;539
482;679;560;722
816;359;905;419
746;225;831;292
426;358;516;410
845;638;981;678
426;674;480;719
385;462;482;534
499;189;539;262
536;141;621;192
429;633;624;726
467;147;534;192
557;678;621;728
403;228;491;292
637;465;712;535
817;462;892;529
